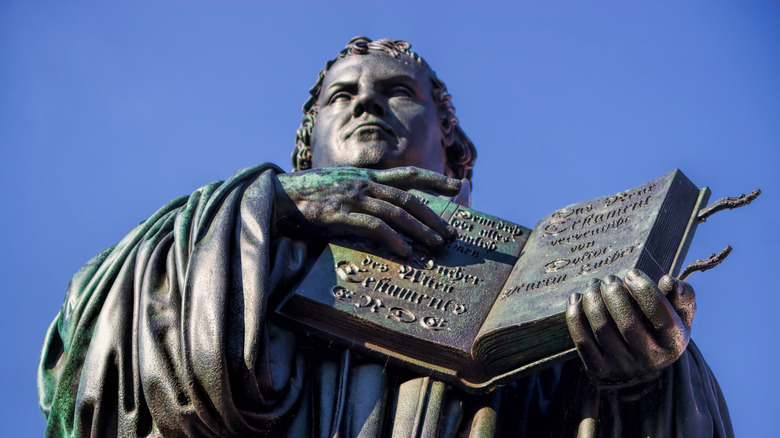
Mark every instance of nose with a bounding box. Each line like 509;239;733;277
352;89;386;117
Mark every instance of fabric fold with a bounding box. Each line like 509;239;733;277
38;163;733;437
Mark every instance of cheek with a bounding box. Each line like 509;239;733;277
311;112;338;147
310;122;335;167
396;105;435;133
311;115;332;141
409;109;441;144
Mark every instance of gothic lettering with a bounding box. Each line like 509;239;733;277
387;307;416;323
355;295;385;313
331;285;355;300
501;274;568;300
577;245;638;275
420;316;448;331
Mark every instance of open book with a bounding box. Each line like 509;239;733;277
275;170;711;392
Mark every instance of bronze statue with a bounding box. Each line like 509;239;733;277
38;37;732;437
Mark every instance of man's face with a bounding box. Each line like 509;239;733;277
310;52;447;174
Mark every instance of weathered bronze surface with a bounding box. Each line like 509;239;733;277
697;188;761;222
277;191;529;390
679;245;733;281
38;36;734;437
278;170;710;392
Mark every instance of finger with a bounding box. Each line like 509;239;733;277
365;183;457;242
659;275;696;328
566;292;607;376
336;213;412;258
623;271;688;354
360;197;445;248
600;275;657;345
451;178;471;207
582;278;634;369
623;269;685;333
372;166;462;196
601;275;673;363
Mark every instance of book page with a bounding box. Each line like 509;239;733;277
279;192;530;359
477;170;697;344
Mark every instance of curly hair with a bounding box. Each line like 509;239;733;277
291;36;477;181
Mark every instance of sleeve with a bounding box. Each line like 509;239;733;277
502;343;734;437
38;163;308;438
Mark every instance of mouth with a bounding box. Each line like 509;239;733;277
345;122;395;139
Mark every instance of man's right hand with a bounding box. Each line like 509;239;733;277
274;166;461;258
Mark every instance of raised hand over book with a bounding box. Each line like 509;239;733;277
275;169;710;392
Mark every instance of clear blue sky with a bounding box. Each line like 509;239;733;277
2;1;778;435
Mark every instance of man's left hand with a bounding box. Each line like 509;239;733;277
565;269;696;384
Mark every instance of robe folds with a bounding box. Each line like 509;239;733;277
38;163;734;437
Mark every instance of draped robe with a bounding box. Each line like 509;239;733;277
38;163;734;437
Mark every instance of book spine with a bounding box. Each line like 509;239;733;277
669;187;711;277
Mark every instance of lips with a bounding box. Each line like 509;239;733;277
345;120;395;139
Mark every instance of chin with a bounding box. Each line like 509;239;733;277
347;144;400;169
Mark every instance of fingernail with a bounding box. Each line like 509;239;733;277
602;275;618;284
400;243;413;258
447;225;458;238
658;275;676;294
432;233;444;246
626;269;639;280
568;293;582;306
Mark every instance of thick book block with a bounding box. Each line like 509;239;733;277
275;170;710;392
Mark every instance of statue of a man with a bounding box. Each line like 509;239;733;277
38;37;733;437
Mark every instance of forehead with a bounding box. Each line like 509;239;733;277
321;52;431;91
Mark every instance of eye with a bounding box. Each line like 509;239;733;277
389;85;413;98
328;91;352;105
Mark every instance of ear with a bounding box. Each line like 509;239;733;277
451;178;471;207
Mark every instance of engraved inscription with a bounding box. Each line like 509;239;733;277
332;286;354;300
372;276;467;315
387;307;416;323
398;264;481;289
319;200;528;332
456;210;526;237
544;246;610;272
542;183;656;247
333;288;456;332
502;180;659;301
334;255;471;319
545;191;653;240
501;274;567;300
398;265;456;293
545;214;632;239
355;295;385;313
446;208;525;259
420;316;448;331
569;240;595;253
335;260;367;282
603;184;656;207
360;257;390;272
576;245;638;275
